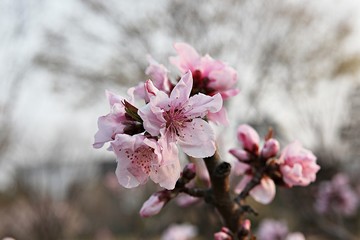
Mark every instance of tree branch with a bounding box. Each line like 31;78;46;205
204;152;242;233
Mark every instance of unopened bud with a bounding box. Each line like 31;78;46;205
238;219;251;238
139;191;169;217
182;163;196;180
229;149;250;162
237;125;260;154
261;138;280;159
242;219;251;231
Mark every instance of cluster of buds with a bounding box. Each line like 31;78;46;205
230;125;320;204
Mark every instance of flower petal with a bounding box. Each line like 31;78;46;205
149;138;181;190
170;42;200;73
146;55;171;92
206;106;229;125
111;134;150;188
250;177;276;204
93;106;126;148
177;118;216;158
138;104;166;137
169;71;193;106
106;90;123;107
185;93;223;119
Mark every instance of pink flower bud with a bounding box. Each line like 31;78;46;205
279;141;320;187
182;163;196;180
214;227;232;240
140;192;168;217
242;219;251;231
237;125;260;153
261;139;280;159
229;149;250;162
238;219;251;238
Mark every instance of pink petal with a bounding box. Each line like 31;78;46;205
105;90;123;107
93;107;126;148
185;93;223;119
230;148;250;163
237;124;260;153
149;139;181;190
208;66;237;90
176;194;200;207
249;177;276;204
140;194;166;217
130;82;148;102
235;175;276;204
146;55;171;93
111;134;150;188
138;104;166;137
199;54;224;77
207;107;229;125
115;163;145;188
170;42;201;73
219;88;240;100
169;71;193;106
177;118;216;158
261;138;280;159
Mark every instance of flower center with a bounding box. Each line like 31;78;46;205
163;106;187;137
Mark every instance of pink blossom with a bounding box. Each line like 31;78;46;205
257;219;288;240
315;173;359;216
237;125;260;154
261;138;280;159
93;91;129;149
111;134;180;189
132;55;172;102
279;141;320;187
140;192;168;217
170;42;239;125
161;223;197;240
138;71;222;158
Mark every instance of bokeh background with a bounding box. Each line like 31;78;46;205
1;0;360;239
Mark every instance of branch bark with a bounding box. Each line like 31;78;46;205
204;152;242;233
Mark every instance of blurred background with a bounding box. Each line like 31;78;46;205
1;0;360;239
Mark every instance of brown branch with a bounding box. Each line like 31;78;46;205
204;152;242;234
181;187;209;198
